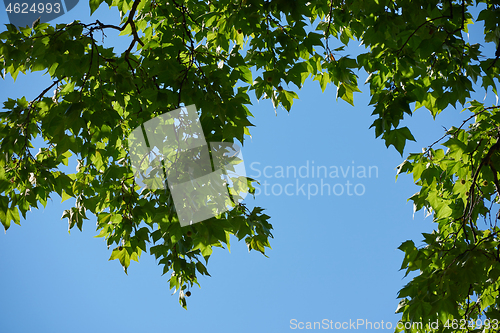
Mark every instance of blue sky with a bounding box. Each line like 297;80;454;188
0;2;496;333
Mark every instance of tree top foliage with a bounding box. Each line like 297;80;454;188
1;0;500;327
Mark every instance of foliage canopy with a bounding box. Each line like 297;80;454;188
1;0;500;328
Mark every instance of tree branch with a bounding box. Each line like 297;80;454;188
397;16;446;55
123;0;145;55
32;78;65;103
490;163;500;200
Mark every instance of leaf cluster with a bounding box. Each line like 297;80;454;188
2;0;500;316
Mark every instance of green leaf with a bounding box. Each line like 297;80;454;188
89;0;106;15
383;127;416;155
336;83;361;106
61;190;72;203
